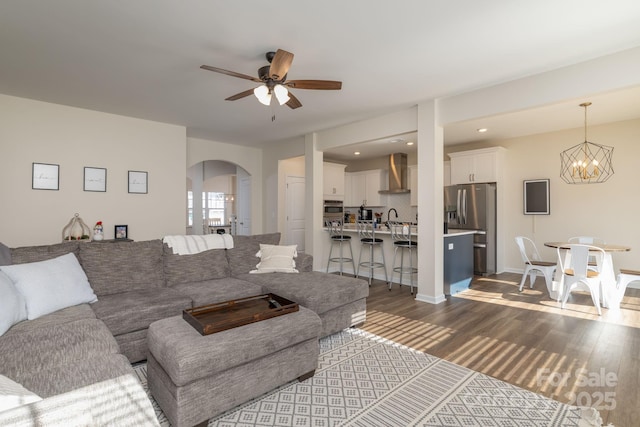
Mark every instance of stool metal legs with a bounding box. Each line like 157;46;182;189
326;238;355;275
391;244;418;294
356;242;388;286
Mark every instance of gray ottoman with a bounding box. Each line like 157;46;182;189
147;306;322;427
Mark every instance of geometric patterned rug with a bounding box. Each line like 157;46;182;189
133;329;604;426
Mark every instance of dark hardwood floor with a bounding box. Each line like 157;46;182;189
357;273;640;426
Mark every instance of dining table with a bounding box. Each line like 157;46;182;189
544;242;631;309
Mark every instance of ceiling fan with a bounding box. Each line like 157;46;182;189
200;49;342;109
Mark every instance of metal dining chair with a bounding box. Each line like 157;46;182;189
558;244;606;315
515;236;556;293
568;236;605;269
613;269;640;309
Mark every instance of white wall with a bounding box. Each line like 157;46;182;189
447;118;640;272
262;135;306;233
0;94;186;246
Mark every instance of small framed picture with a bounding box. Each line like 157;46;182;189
128;170;148;194
114;225;128;240
523;179;550;215
84;167;107;192
32;162;59;190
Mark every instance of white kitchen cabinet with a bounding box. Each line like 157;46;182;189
323;162;346;200
409;165;418;206
345;169;385;207
448;147;505;184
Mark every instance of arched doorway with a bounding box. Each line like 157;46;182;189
186;160;251;235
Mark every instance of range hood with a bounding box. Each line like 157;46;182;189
379;153;410;194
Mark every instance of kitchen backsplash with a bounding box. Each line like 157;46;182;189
344;193;417;223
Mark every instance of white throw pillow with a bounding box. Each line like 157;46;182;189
0;374;42;412
0;271;27;336
250;244;299;274
0;253;98;320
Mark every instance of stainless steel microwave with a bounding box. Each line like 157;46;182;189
323;200;344;218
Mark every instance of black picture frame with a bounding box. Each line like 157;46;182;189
32;162;59;190
114;225;128;239
83;167;107;192
523;179;550;215
128;170;148;194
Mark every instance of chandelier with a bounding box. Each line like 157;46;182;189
559;102;614;184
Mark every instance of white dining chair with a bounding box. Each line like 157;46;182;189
568;236;604;269
613;269;640;308
559;244;606;315
515;236;556;293
568;236;605;244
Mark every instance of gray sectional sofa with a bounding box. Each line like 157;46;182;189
0;233;369;426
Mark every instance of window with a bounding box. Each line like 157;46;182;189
187;191;225;227
204;192;225;223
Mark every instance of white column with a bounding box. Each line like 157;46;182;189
415;100;446;304
192;163;204;235
304;133;324;269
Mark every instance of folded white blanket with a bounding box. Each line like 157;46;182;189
163;234;234;255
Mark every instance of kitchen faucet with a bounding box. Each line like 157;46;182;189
387;208;398;223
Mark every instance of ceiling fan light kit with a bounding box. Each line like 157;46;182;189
253;85;271;106
201;49;342;110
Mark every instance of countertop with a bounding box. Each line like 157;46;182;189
339;224;394;235
328;225;477;237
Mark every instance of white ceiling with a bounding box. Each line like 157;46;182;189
2;1;640;157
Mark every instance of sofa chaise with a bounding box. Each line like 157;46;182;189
0;232;368;425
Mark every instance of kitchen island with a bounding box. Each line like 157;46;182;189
443;230;475;295
322;225;475;294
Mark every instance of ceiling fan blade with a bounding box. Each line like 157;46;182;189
225;88;255;101
285;80;342;90
285;92;302;109
269;49;294;81
200;65;261;82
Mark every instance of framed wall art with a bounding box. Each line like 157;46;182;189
523;179;550;215
84;167;107;192
32;162;59;190
114;225;128;240
128;170;148;194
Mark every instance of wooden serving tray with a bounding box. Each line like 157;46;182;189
183;293;299;335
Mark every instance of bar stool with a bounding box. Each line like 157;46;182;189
356;220;388;286
325;218;355;275
389;221;417;294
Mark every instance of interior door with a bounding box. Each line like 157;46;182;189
285;175;305;251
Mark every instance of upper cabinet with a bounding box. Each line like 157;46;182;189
345;169;385;207
409;165;418;206
323;162;346;200
448;147;506;185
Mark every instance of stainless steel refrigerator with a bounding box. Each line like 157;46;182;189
444;183;496;275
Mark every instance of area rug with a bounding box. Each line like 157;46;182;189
133;328;604;426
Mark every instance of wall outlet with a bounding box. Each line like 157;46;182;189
448;243;454;250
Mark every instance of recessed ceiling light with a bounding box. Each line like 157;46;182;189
354;151;361;156
477;128;488;133
389;138;403;143
406;141;414;146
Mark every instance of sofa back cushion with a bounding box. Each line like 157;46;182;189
227;233;281;276
163;244;230;286
79;240;164;296
10;241;80;265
